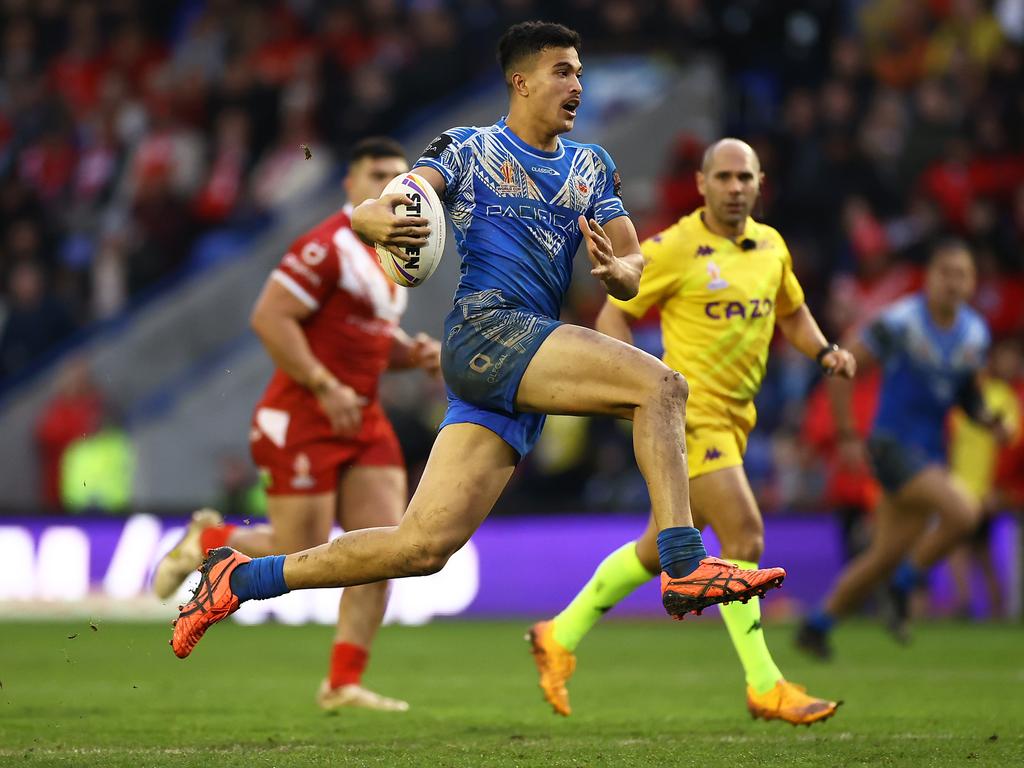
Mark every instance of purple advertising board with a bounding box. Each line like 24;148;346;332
0;513;1018;622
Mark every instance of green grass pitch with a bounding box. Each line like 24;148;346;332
1;618;1020;767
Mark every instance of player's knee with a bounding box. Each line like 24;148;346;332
948;502;981;536
647;369;688;409
401;540;455;577
727;537;764;563
720;527;764;563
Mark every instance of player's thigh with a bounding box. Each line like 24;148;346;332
869;493;929;561
516;324;681;419
397;422;517;556
337;465;407;531
690;466;763;552
265;492;337;553
897;465;980;526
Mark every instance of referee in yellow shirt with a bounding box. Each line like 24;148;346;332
529;138;856;724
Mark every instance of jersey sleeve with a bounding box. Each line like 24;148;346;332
587;145;628;226
773;235;805;317
272;232;340;311
414;127;475;192
861;302;908;363
608;232;682;318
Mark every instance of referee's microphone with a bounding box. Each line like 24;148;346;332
740;238;756;251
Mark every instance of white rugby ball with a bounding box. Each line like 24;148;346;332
374;172;446;287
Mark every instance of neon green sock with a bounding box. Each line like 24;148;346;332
551;542;657;651
718;559;783;694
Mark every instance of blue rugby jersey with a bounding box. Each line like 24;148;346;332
862;293;990;458
415;117;627;319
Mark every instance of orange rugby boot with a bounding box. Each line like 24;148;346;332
527;620;576;716
170;547;250;659
661;557;785;619
747;680;841;726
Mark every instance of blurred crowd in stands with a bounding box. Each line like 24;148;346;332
6;0;1024;604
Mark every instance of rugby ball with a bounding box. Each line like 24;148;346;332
374;172;446;287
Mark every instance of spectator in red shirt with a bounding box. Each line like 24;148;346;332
34;355;104;510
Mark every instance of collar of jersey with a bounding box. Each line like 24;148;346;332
693;207;755;249
496;117;565;160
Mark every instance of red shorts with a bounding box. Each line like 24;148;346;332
250;402;404;496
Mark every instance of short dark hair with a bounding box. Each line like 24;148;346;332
348;136;406;165
497;21;581;83
928;237;974;266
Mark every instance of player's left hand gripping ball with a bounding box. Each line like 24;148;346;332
374;172;447;287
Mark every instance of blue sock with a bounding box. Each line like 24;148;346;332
229;555;289;602
656;526;707;578
807;607;836;633
891;560;922;595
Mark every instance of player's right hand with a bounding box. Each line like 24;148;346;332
352;195;430;261
315;381;367;437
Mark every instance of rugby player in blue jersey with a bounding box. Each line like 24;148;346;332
171;21;787;660
798;240;1008;659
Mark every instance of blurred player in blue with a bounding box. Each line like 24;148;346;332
798;240;1008;659
172;21;787;660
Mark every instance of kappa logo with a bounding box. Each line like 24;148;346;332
695;245;715;257
703;447;722;462
706;261;728;290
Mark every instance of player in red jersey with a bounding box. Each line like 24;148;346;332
154;137;440;711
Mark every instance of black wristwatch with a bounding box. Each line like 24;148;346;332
816;343;840;370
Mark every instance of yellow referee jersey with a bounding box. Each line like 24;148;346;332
950;378;1021;503
610;209;805;432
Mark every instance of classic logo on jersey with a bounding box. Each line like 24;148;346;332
531;165;560;176
291;452;316;490
703;447;722;462
704;298;775;320
695;245;715;257
706;261;728;290
422;133;454;159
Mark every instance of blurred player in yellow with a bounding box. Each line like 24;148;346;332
946;340;1021;621
529;138;854;724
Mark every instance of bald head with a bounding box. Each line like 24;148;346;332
696;137;764;234
701;138;761;175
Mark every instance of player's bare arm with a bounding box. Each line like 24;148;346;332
390;328;442;376
775;304;856;378
250;278;365;436
826;336;876;468
594;300;635;345
578;215;643;300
